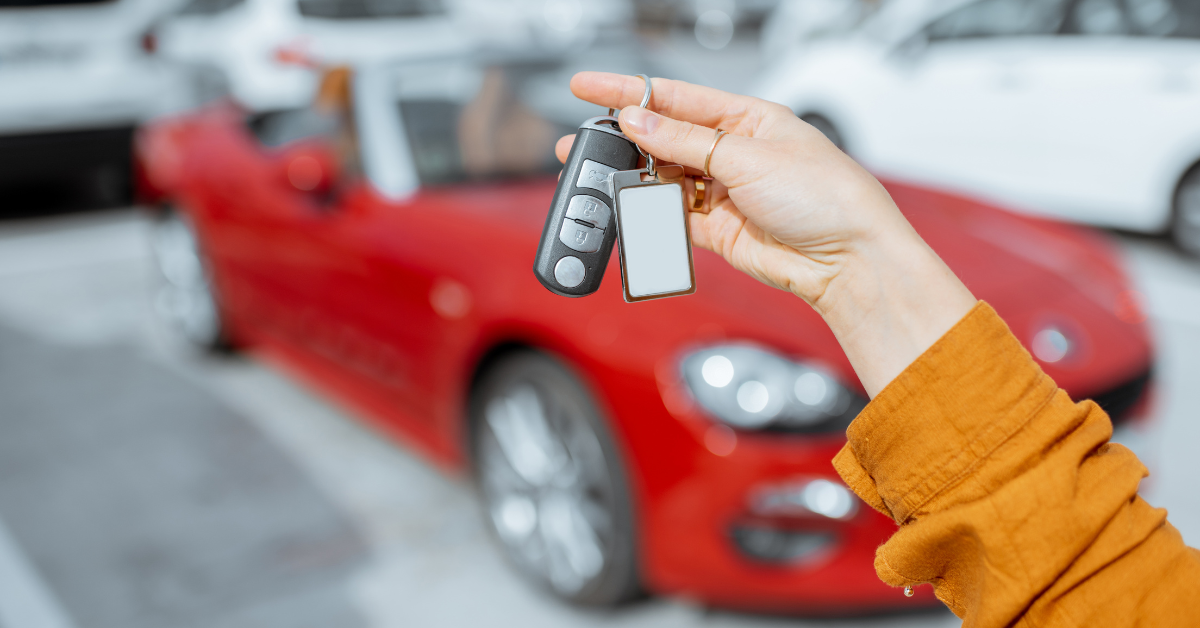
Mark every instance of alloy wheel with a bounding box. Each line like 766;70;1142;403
150;212;224;349
473;356;634;604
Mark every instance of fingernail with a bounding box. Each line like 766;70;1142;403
622;106;660;135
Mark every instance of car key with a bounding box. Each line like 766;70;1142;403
611;163;697;302
533;114;641;297
534;74;656;297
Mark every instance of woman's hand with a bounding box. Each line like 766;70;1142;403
556;73;976;396
559;73;897;309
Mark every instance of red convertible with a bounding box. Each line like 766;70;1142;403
137;51;1154;614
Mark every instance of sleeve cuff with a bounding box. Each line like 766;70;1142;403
833;301;1059;523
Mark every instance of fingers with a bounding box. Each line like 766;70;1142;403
555;134;575;164
570;72;789;134
618;106;746;182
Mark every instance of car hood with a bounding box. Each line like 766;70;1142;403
590;178;1154;402
886;181;1151;393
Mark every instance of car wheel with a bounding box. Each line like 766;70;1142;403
150;210;229;351
799;113;846;153
1172;165;1200;256
470;351;639;606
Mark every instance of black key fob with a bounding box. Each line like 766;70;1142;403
534;116;640;297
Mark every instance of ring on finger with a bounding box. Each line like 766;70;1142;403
691;177;707;210
704;128;727;179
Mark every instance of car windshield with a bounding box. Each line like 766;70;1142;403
926;0;1069;40
298;0;443;19
921;0;1200;39
179;0;244;15
392;46;666;187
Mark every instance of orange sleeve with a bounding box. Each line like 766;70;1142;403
833;302;1200;627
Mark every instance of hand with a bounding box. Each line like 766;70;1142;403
558;73;899;308
556;73;976;397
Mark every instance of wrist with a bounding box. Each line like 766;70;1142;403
807;224;975;398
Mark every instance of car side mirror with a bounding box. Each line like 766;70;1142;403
279;142;339;197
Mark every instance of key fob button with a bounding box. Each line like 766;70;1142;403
554;256;586;288
559;220;604;253
564;195;611;229
576;159;617;198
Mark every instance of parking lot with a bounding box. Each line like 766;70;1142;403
0;201;1197;628
6;0;1200;623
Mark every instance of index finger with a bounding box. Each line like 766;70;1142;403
569;72;785;136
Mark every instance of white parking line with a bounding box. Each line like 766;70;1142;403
0;516;76;628
0;216;148;279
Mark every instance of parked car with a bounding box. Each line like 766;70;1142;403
753;0;1200;254
636;0;781;49
153;0;633;114
0;0;198;204
154;0;467;113
136;47;1155;613
759;0;876;60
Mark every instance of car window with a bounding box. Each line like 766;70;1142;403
297;0;443;19
390;46;671;188
1123;0;1200;37
179;0;245;15
1063;0;1131;34
394;63;585;186
247;109;341;149
926;0;1069;40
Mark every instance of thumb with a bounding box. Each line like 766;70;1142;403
618;105;743;181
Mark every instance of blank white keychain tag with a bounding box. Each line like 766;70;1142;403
610;168;697;303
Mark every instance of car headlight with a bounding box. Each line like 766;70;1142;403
680;344;865;432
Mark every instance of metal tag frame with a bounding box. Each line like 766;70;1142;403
611;169;697;303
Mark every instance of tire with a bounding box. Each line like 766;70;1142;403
469;351;639;606
1172;165;1200;256
799;113;846;153
150;210;231;351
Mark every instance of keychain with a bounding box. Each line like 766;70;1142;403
610;152;696;302
532;74;698;302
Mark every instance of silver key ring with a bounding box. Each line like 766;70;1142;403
607;73;652;116
608;75;656;176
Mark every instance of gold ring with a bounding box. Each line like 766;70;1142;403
704;128;727;178
692;177;706;210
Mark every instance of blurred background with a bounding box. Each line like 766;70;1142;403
2;0;1199;626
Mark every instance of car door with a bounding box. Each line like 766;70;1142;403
261;61;513;430
984;0;1200;228
206;100;344;335
866;0;1072;197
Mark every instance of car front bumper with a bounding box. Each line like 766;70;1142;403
599;368;938;614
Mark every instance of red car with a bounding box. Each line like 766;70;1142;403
137;52;1154;614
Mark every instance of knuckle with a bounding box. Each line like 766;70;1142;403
766;102;794;119
656;78;678;112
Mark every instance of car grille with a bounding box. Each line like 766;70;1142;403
1083;368;1153;425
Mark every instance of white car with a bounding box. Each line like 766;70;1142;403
753;0;1200;253
154;0;633;114
0;0;198;199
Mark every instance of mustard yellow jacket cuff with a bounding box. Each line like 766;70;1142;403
834;302;1200;627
